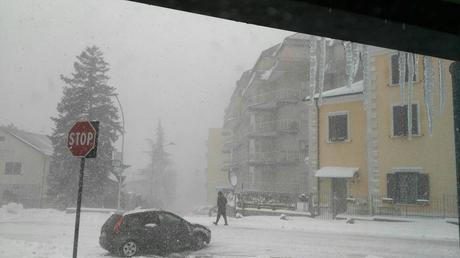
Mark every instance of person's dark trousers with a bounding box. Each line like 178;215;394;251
215;209;228;225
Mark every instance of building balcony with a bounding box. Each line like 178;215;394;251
221;159;240;171
247;89;303;110
248;150;301;166
247;119;301;138
276;119;301;133
247;121;277;138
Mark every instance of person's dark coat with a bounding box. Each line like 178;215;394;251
217;193;227;211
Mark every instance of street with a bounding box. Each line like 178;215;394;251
0;208;459;258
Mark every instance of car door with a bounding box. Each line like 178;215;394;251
157;212;192;251
139;212;167;252
123;213;148;246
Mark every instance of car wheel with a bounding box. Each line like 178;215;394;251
120;240;138;257
192;233;206;250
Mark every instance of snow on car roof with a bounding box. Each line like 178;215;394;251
123;208;160;216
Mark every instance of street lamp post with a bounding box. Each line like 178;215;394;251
112;94;125;210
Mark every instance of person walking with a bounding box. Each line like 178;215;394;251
213;191;228;225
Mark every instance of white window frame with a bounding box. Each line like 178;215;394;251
388;53;419;86
390;103;421;137
327;111;350;143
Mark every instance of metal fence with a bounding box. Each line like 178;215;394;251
311;193;458;220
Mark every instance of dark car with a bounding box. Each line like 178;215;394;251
99;209;211;257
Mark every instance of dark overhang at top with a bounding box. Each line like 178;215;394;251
127;0;460;61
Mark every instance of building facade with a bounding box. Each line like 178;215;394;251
222;34;352;195
0;127;52;208
310;47;457;217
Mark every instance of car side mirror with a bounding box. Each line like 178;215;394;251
144;223;157;228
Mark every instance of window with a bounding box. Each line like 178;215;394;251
390;53;418;85
5;162;21;175
158;212;182;226
328;112;348;142
392;104;419;136
387;172;429;204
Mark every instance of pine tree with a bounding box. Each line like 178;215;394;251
47;46;121;208
145;121;175;208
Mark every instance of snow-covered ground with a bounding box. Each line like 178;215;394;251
0;204;458;257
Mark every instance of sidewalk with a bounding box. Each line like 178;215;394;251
186;214;460;241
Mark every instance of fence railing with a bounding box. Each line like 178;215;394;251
310;193;458;219
236;190;299;211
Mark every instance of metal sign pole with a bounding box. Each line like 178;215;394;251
72;157;86;258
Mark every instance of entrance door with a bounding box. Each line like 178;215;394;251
332;178;347;216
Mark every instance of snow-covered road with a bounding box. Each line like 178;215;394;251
0;206;458;258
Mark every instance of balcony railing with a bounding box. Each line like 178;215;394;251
248;150;301;165
276;119;300;133
248;121;276;136
247;119;301;136
247;88;303;108
221;158;239;170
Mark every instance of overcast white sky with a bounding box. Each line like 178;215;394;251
0;0;292;181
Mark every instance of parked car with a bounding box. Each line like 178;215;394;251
99;209;211;257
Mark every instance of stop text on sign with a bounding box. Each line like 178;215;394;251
68;132;95;146
67;120;99;158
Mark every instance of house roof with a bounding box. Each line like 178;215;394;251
1;127;53;156
321;80;364;98
304;80;364;101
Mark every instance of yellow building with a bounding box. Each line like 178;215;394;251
313;82;369;215
309;47;457;217
206;128;228;205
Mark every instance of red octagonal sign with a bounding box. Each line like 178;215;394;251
67;121;98;157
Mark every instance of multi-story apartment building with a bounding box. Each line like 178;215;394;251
222;34;354;195
309;47;457;217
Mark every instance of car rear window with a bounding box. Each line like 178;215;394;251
103;214;122;228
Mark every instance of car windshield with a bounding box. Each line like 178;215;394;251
0;0;458;257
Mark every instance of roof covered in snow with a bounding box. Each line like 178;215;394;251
305;80;364;101
1;127;53;156
315;167;359;178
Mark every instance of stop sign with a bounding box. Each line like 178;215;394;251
67;121;98;157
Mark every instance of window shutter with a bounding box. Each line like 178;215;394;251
411;104;418;135
387;174;398;200
393;106;408;136
417;174;429;200
391;54;399;84
328;116;334;141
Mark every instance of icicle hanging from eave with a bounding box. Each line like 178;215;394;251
317;38;326;105
438;59;446;113
344;41;353;88
406;53;415;140
398;51;407;105
414;54;419;81
309;40;318;101
423;56;434;136
352;43;362;80
362;45;370;111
